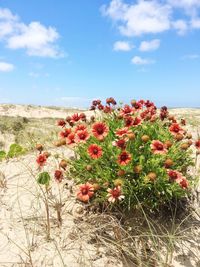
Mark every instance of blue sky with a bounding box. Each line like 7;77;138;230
0;0;200;108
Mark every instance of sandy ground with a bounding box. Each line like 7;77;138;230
0;105;200;267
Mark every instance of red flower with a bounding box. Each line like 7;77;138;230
79;113;86;121
88;144;103;159
71;113;80;122
132;117;142;126
167;170;179;180
66;132;75;145
117;151;131;166
107;186;125;203
115;127;130;137
92;99;101;106
150;140;167;154
74;124;87;132
36;154;47;166
57;119;66;127
113;139;126;149
169;123;184;136
77;183;94;202
178;177;189;189
195;139;200;149
92;122;109;140
75;130;90;143
106;97;117;105
59;128;71;138
54;170;63;183
124;116;133;127
98;104;104;110
120;105;133;116
167;170;189;189
104;105;113;113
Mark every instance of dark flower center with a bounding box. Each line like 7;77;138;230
156;143;164;150
82;188;89;195
112;189;120;198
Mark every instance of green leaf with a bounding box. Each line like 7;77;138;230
7;144;25;158
37;172;51;185
0;150;6;160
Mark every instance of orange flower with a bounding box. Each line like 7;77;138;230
92;122;109;140
77;183;94;202
107;186;125;203
150;140;167;155
88;144;103;159
36;154;47;166
75;130;90;143
117;151;131;166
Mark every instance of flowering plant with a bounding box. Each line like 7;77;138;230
55;99;197;210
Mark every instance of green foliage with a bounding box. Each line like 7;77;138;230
7;143;25;158
37;172;51;185
0;150;6;160
65;99;196;211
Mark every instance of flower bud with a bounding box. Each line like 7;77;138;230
141;135;150;143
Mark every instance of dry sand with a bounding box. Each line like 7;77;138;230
0;104;200;267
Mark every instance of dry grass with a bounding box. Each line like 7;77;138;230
0;105;200;267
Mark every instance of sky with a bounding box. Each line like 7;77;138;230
0;0;200;108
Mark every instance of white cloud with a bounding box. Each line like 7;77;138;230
191;17;200;29
139;39;160;52
102;0;171;36
167;0;200;9
102;0;200;36
172;20;188;35
0;61;14;72
113;41;133;51
131;56;155;65
0;8;63;58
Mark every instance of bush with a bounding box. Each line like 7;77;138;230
7;143;26;158
54;99;197;210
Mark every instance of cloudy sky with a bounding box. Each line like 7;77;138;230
0;0;200;107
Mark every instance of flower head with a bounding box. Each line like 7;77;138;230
132;117;142;127
150;140;167;154
77;183;94;202
57;119;66;127
117;151;131;166
167;170;189;189
113;139;126;149
115;127;130;138
92;122;109;140
71;113;80;123
36;154;47;167
88;144;103;159
169;123;184;136
74;124;87;133
195;139;200;150
107;186;124;203
59;128;71;138
54;170;63;183
66;132;75;145
75;130;90;143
